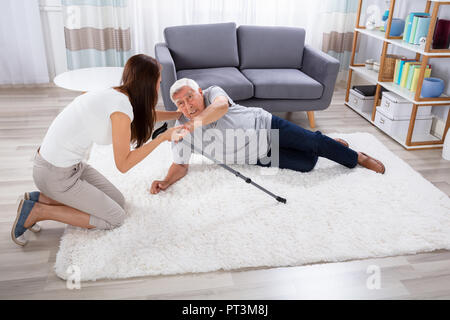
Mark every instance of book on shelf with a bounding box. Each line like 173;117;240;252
403;12;430;42
401;62;421;88
413;16;431;45
394;59;401;83
406;65;420;90
396;59;416;85
400;62;412;87
409;16;420;43
410;66;431;92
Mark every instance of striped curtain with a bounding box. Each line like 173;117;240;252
320;0;359;81
62;0;132;70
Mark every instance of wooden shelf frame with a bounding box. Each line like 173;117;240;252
346;0;450;150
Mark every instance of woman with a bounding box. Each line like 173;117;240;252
11;54;185;246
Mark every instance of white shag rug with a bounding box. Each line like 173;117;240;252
54;132;450;281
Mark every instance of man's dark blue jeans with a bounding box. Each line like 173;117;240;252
257;115;358;172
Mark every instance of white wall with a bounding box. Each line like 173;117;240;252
39;0;67;81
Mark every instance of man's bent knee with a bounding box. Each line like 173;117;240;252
300;156;318;173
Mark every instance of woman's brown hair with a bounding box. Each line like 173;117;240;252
115;54;160;148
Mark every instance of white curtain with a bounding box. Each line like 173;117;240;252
62;0;132;70
0;0;49;85
129;0;323;56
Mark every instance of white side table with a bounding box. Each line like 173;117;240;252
54;67;124;92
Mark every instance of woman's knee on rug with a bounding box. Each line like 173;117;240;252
104;205;126;228
89;206;126;230
103;188;125;209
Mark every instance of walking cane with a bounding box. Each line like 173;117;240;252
152;122;287;204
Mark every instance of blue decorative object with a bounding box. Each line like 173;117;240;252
382;10;389;22
421;77;444;98
384;18;405;36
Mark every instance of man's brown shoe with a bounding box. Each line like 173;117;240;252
359;152;385;174
334;138;349;148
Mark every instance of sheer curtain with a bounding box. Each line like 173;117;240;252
62;0;132;69
0;0;49;84
129;0;323;56
319;0;359;82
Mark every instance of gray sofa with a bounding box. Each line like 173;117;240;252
155;22;340;128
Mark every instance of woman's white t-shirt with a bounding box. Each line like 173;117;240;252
40;88;134;167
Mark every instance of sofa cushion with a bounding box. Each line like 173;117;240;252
241;69;323;100
237;26;305;69
164;22;239;70
177;67;254;101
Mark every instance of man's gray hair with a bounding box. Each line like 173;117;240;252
170;78;200;103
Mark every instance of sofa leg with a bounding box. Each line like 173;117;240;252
307;111;315;128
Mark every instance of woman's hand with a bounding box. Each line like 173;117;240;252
155;110;183;122
160;125;189;142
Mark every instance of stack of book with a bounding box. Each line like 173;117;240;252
403;12;431;45
393;58;432;92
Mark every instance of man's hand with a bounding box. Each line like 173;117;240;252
149;163;189;195
150;180;170;194
182;121;196;133
160;125;189;142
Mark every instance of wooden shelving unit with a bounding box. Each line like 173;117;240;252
345;0;450;150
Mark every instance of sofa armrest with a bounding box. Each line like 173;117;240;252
301;45;340;106
155;42;177;111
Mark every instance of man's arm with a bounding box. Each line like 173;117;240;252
184;96;229;132
150;162;189;194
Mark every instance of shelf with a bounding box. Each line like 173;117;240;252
349;66;379;83
379;81;450;105
344;102;374;123
350;66;450;105
347;0;450;150
355;28;450;56
344;102;442;149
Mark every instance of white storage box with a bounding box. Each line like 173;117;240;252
375;107;433;140
348;89;374;113
380;91;432;120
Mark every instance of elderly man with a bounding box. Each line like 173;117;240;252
150;78;385;194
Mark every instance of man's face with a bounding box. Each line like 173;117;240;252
173;86;205;119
